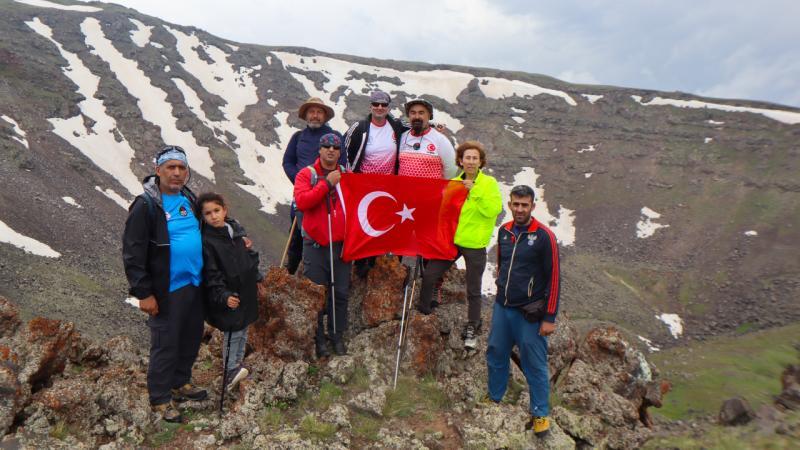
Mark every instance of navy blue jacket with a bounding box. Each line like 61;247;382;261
282;125;344;184
494;219;561;323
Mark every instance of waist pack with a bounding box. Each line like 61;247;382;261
517;299;546;323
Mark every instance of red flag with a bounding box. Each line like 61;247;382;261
340;173;468;261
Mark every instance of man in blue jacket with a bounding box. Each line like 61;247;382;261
122;146;208;423
282;97;343;274
486;185;561;437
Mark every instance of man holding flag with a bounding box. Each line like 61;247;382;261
294;133;351;358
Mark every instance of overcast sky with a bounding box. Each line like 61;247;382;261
89;0;800;108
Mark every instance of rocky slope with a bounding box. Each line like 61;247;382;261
1;260;670;449
0;0;799;351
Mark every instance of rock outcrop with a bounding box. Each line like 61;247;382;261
0;268;668;448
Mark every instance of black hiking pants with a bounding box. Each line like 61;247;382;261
303;240;351;342
147;284;204;405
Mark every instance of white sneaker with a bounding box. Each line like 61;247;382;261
464;324;477;350
227;366;249;391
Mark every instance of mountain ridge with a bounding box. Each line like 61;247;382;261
1;0;798;350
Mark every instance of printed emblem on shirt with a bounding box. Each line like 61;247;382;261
427;143;436;153
179;205;189;217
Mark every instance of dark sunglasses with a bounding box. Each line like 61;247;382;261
156;145;186;160
371;102;389;107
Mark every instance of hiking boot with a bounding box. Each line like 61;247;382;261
226;366;249;391
315;339;331;358
355;261;371;279
479;392;500;405
171;383;208;403
152;401;182;423
525;416;550;437
333;340;347;356
416;302;433;315
463;323;478;350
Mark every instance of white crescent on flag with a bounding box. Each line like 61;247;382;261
357;191;397;237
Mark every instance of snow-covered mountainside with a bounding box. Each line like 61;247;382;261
1;0;798;347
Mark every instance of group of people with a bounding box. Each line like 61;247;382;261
122;90;561;437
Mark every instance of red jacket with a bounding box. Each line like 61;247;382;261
294;158;347;246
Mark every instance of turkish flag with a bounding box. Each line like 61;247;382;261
340;173;468;261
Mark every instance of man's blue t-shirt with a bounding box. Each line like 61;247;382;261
162;193;203;292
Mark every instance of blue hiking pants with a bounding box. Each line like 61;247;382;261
486;301;550;416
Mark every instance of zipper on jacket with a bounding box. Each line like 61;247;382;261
503;231;522;305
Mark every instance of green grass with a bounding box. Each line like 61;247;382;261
651;323;800;420
148;422;182;447
351;412;381;441
317;381;344;410
348;365;370;391
384;375;448;418
298;415;337;442
49;421;73;441
259;407;284;432
643;410;800;449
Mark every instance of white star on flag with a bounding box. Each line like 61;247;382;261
395;204;416;223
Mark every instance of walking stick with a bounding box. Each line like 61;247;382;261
393;256;421;388
219;330;232;415
279;216;298;269
325;195;337;336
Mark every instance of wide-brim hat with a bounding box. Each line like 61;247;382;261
298;97;335;121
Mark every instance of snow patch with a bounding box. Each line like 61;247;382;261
168;27;295;213
128;18;152;47
150;42;163;49
27;18;141;198
656;313;683;338
81;19;215;181
632;95;800;125
503;125;523;138
636;207;669;238
511;107;527;114
0;219;60;258
744;230;758;236
272;51;471;132
581;94;603;104
704;137;713;144
266;99;278;107
637;335;661;353
95;186;129;209
15;0;101;12
226;43;239;52
164;65;170;72
62;196;82;208
478;77;576;106
1;115;29;148
511;116;525;124
707;119;725;125
584;173;592;179
577;145;597;153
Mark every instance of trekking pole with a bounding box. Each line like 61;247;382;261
401;256;422;346
392;256;421;389
279;216;298;269
393;267;413;389
220;330;232;415
326;194;337;336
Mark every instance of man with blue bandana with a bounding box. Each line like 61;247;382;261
123;146;207;423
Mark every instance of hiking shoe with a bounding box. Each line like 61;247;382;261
333;340;347;356
171;383;208;403
152;401;182;423
227;366;249;391
416;302;433;315
525;416;550;437
479;392;500;405
315;340;331;358
355;262;371;279
463;323;478;350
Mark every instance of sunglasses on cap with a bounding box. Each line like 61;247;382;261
371;102;389;107
155;145;186;159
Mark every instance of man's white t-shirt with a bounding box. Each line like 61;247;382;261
397;127;457;179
